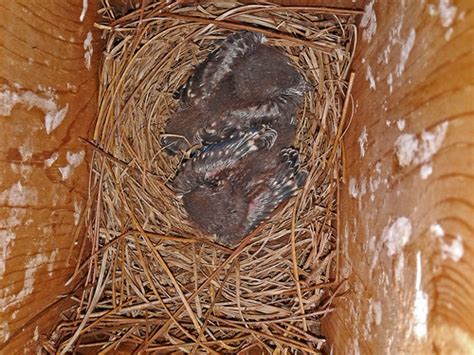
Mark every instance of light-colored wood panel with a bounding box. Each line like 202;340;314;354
0;0;99;353
322;0;474;353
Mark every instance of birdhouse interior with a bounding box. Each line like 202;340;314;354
0;0;472;354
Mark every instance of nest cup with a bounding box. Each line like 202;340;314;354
46;2;357;352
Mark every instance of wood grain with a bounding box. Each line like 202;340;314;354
321;0;474;353
0;0;99;353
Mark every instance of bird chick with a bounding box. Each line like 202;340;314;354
172;126;278;194
173;128;306;246
162;30;311;154
176;31;266;107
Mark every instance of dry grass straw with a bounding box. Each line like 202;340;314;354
45;1;358;353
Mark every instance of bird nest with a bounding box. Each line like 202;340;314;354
46;1;357;353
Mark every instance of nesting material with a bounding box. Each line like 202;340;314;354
45;1;357;353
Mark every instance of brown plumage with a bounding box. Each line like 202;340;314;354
162;30;310;246
174;127;306;246
172;126;278;194
161;31;310;154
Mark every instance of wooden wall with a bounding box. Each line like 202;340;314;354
322;0;474;353
0;0;99;352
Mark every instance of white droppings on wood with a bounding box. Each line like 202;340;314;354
430;223;445;238
368;235;380;275
359;177;367;198
36;85;56;96
438;0;457;27
10;163;33;180
67;150;85;166
382;217;412;256
395;252;405;283
24;254;49;296
395;28;416;78
45;105;68;135
349;177;358;199
431;224;464;262
396;118;406;131
0;85;68;134
58;166;72;181
444;27;453;41
365;65;376;90
365;299;383;337
353;337;360;355
440;235;464;262
74;198;82;226
44;152;59;168
0;181;38;206
394;133;418;167
48;249;59;277
59;150;85;181
429;0;457;41
380;44;391;65
372;300;382;326
83;31;93;70
369;175;381;193
1;254;49;311
413;252;428;339
380;13;407;86
66;82;78;92
394;122;448;168
80;0;88;22
19;141;33;162
375;162;382;174
0;208;25;230
348;176;367;201
420;163;433;180
416;122;449;164
0;322;9;343
387;73;393;93
0;231;16;279
358;126;368;158
360;0;377;43
367;234;376;253
0;209;24;283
